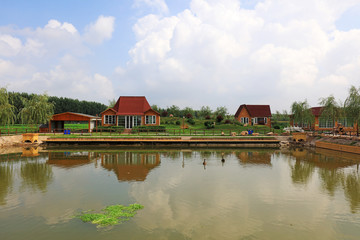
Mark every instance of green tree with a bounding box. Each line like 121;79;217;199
18;93;54;125
108;98;117;108
319;95;343;135
214;106;228;118
344;86;360;136
167;105;181;117
182;107;194;118
0;87;16;126
290;100;314;129
199;106;212;119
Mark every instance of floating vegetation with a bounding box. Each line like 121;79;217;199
75;203;144;226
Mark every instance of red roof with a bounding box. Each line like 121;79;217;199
235;104;272;118
311;107;323;116
112;96;154;115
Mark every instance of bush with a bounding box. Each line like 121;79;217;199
224;119;231;124
185;113;193;119
205;115;211;120
274;125;280;129
132;125;166;133
216;115;224;123
95;126;124;132
161;111;168;117
204;121;215;129
187;118;195;125
176;120;181;125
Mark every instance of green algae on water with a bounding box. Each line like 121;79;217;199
75;203;144;226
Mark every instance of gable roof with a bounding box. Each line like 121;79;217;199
311;107;323;116
235;104;272;118
112;96;157;115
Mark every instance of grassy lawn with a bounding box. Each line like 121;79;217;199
1;118;285;137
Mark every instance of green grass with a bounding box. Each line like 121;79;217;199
1;118;285;136
75;203;144;226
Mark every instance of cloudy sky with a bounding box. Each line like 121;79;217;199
1;0;360;113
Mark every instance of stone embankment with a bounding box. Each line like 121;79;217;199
0;135;48;148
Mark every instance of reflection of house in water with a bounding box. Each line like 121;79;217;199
101;152;160;181
47;152;99;168
290;148;360;169
236;151;272;166
21;147;40;157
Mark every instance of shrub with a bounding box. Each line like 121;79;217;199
176;120;181;125
204;121;215;129
216;115;224;123
132;125;166;133
224;119;231;124
186;113;193;119
187;118;195;125
205;115;211;120
274;125;280;129
95;126;124;132
161;111;168;117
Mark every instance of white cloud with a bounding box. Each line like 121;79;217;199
114;0;360;112
0;34;22;57
133;0;169;15
45;19;78;34
83;15;115;45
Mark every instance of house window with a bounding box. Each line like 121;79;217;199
145;115;156;124
104;115;116;125
319;117;334;128
240;117;249;124
338;118;353;128
252;118;258;124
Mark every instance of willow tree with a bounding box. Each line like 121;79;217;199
319;95;343;135
290;100;314;129
344;86;360;136
0;87;16;126
18;93;54;125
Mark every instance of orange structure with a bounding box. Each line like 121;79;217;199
291;107;358;133
49;112;101;132
234;104;272;127
101;96;160;130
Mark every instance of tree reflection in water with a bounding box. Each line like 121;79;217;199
20;160;53;193
344;171;360;213
290;160;315;185
0;164;13;205
318;168;344;196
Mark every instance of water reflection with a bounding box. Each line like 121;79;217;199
101;152;161;181
0;164;13;205
20;160;53;193
47;151;99;168
0;147;360;240
283;148;360;212
236;150;272;166
344;171;360;213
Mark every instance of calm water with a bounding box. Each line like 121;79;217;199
1;147;360;240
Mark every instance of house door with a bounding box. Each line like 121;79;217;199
125;116;133;129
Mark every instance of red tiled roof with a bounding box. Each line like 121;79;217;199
112;96;153;115
235;104;272;118
311;107;323;116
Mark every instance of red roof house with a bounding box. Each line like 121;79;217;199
101;96;160;129
234;104;272;127
291;106;357;131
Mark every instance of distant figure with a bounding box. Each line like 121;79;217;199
221;157;225;166
203;159;207;166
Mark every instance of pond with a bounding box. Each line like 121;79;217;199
1;147;360;240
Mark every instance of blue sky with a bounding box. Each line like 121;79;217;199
1;0;360;113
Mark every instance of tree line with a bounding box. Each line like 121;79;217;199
291;85;360;134
0;88;107;125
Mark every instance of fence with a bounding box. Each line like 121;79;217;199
0;127;279;137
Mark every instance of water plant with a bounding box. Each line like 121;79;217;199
75;203;144;226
